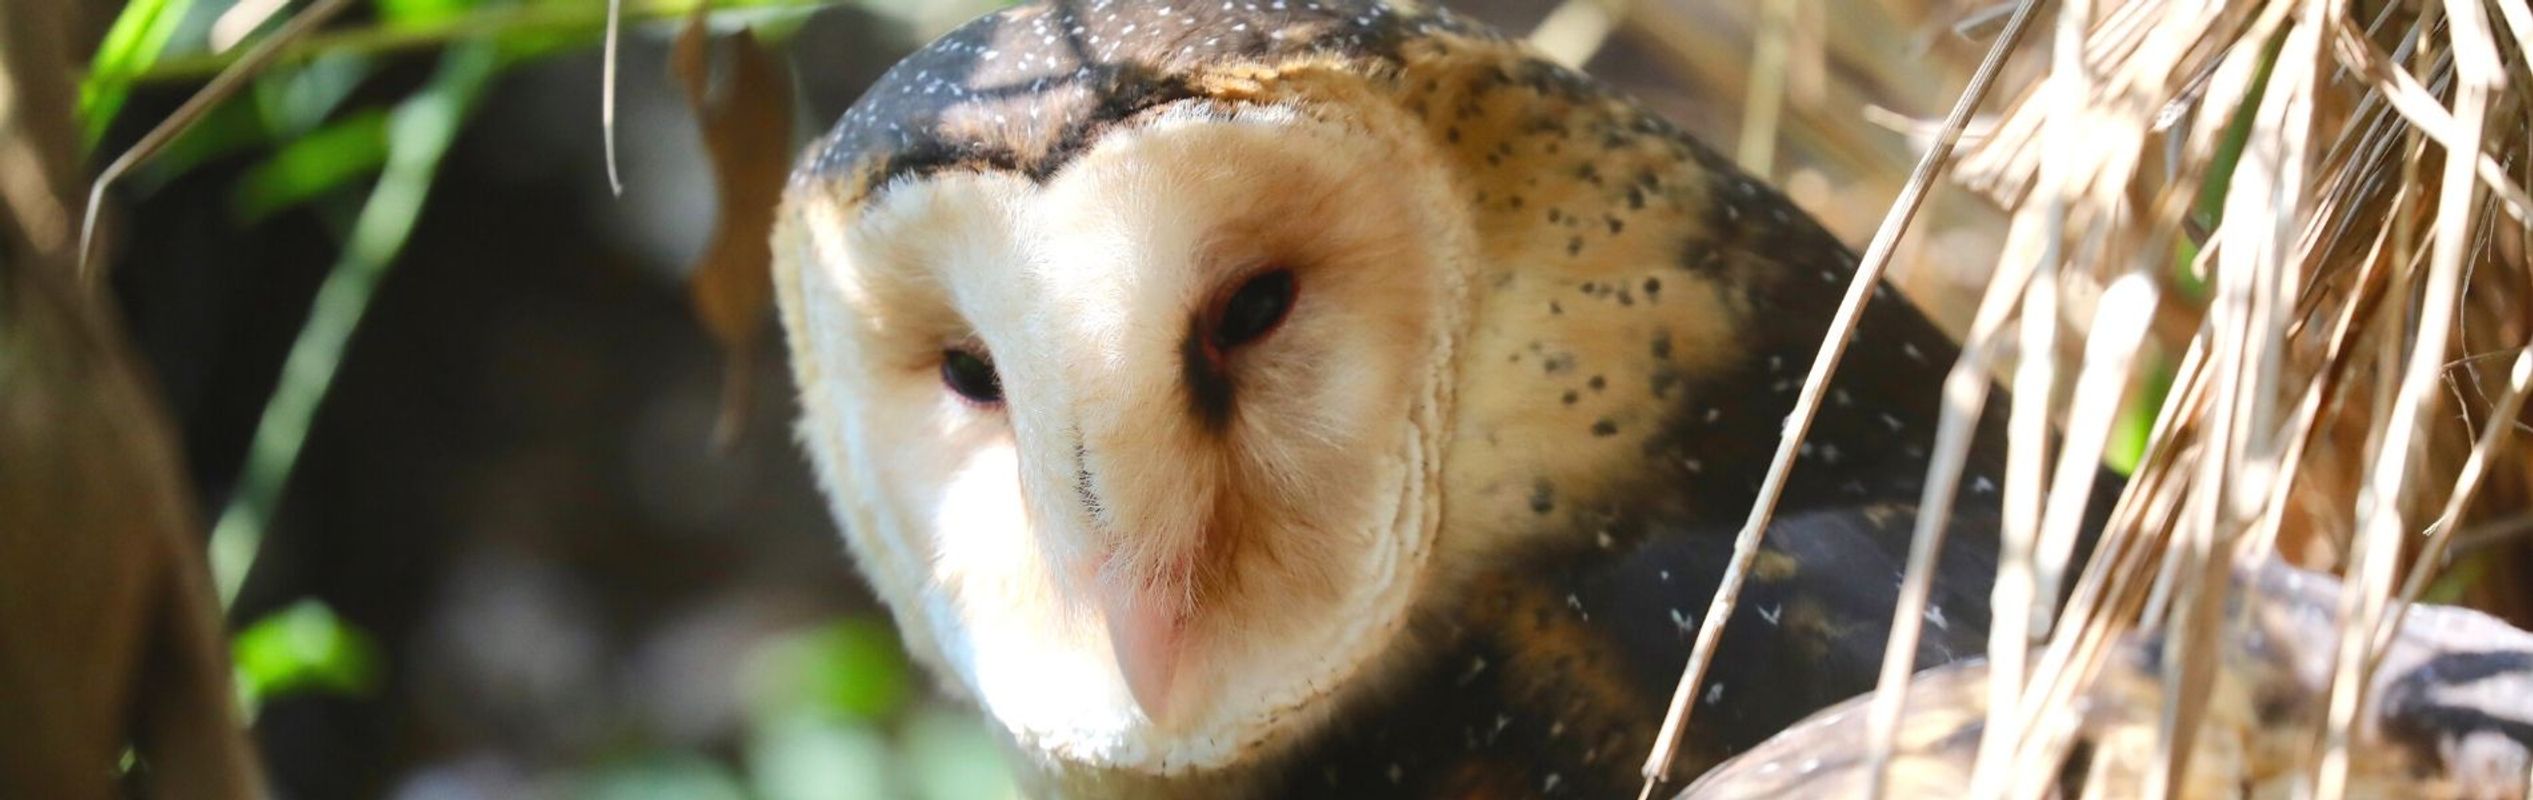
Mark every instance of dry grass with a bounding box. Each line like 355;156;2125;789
1588;0;2533;794
1943;0;2530;792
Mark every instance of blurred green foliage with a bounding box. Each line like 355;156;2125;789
80;0;198;147
81;0;1020;793
379;0;478;29
2105;356;2171;475
234;107;388;220
745;619;912;723
577;752;752;800
747;712;894;800
738;620;1021;799
208;40;500;610
231;599;383;713
899;708;1019;800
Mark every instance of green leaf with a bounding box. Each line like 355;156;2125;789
2174;29;2287;299
233;109;391;222
230;599;382;713
377;0;481;29
81;0;202;148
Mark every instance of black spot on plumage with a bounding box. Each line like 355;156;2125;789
1567;236;1583;256
1607;216;1625;235
1531;480;1557;515
1590;419;1618;437
1562;390;1579;405
1683;242;1726;273
1588;375;1606;392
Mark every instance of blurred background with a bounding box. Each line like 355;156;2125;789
65;0;2038;796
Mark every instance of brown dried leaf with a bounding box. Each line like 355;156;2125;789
672;7;793;448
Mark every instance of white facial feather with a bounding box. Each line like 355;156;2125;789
774;103;1475;777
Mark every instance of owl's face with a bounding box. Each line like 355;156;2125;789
776;102;1472;774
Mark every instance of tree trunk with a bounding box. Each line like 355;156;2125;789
0;0;263;795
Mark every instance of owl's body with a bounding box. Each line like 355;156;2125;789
775;1;2031;795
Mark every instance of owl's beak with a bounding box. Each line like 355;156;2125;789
1101;578;1188;727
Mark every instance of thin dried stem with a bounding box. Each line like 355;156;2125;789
603;0;626;196
1736;0;1800;176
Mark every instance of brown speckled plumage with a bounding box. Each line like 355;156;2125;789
783;1;2082;796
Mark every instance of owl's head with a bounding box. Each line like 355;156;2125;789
773;0;1486;778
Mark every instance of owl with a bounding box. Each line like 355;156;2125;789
772;0;2031;795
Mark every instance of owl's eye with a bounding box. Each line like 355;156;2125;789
1212;269;1297;351
941;348;1003;405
